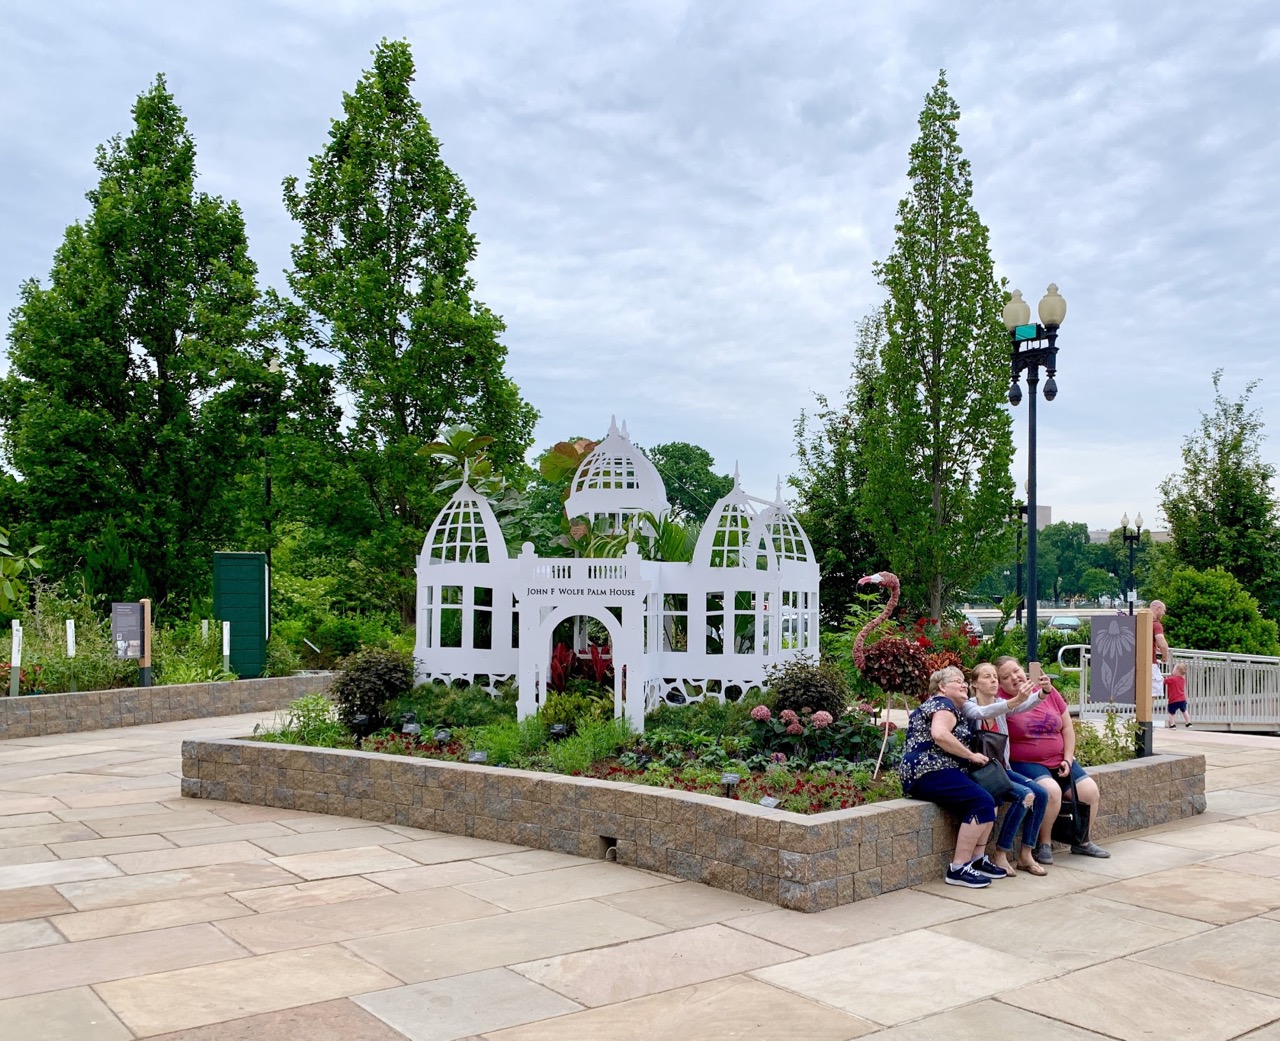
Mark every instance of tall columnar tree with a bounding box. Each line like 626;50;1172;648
277;39;537;621
0;76;262;605
1158;370;1280;618
858;71;1014;619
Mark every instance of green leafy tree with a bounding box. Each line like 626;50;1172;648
276;40;538;621
1160;566;1279;655
1159;370;1280;619
791;314;883;625
644;442;733;521
858;72;1015;619
1037;521;1091;602
0;76;263;605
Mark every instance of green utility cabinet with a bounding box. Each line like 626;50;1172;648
213;552;269;679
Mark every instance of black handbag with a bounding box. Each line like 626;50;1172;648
1051;773;1091;845
969;727;1008;764
969;760;1018;801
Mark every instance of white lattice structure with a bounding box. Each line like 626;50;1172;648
415;419;820;731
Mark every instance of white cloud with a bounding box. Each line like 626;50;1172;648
2;0;1278;530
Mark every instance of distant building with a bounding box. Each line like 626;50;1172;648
1087;527;1172;544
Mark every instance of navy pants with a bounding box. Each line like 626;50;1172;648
908;768;996;825
995;770;1049;852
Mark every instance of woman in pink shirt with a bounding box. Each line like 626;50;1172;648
996;656;1110;863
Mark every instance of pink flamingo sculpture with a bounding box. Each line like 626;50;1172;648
853;571;928;776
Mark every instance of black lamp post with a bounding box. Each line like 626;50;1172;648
1121;512;1143;615
1014;502;1027;626
1003;285;1066;668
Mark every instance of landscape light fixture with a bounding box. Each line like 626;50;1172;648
720;772;741;798
549;724;569;740
433;728;452;744
1121;512;1143;615
1003;284;1066;666
351;714;376;740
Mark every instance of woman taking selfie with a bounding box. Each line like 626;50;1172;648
995;655;1110;862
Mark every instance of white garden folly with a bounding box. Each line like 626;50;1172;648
414;419;820;732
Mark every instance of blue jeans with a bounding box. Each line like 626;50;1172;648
995;769;1049;852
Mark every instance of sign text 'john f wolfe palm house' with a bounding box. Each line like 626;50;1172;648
414;420;820;731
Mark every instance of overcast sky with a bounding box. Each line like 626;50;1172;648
4;1;1278;532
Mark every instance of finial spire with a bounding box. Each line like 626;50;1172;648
621;418;629;439
775;476;783;503
608;415;619;435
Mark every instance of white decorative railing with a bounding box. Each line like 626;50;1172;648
1070;644;1280;730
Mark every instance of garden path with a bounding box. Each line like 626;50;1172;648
1;715;1279;1040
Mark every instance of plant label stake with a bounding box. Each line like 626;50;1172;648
222;621;231;674
66;618;76;693
7;620;21;698
201;618;209;643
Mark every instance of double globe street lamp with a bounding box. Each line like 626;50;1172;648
1002;284;1067;667
1121;512;1143;615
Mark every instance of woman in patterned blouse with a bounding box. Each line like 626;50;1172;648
901;666;1009;888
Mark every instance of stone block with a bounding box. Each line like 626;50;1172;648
813;849;839;882
666;849;704;882
854;868;883;901
778;849;814;883
703;859;734;890
777;880;818;912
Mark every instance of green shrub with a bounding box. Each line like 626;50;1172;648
470;715;549;764
385;682;515;729
256;692;352;748
546;716;633;774
540;690;611;731
765;654;851;719
265;630;303;677
1074;713;1138;766
329;647;414;728
1159;566;1280;655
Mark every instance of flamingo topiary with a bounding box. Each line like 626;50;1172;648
853;571;930;776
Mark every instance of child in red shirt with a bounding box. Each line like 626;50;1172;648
1165;663;1192;728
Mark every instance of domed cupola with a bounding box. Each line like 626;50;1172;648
694;469;769;569
422;483;508;565
565;417;670;529
752;479;813;567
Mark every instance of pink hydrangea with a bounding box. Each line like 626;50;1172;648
786;722;804;735
780;709;799;724
750;705;771;722
770;752;788;763
811;710;834;728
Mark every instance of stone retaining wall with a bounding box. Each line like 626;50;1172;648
1;673;333;740
180;739;1205;912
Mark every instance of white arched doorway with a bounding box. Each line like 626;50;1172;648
531;603;628;720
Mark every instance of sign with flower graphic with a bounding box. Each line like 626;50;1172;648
1091;613;1136;705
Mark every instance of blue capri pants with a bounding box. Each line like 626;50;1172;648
907;767;996;825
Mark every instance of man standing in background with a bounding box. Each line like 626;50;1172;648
1151;600;1170;703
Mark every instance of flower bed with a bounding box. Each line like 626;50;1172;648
181;735;1206;912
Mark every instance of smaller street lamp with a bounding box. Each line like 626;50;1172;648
1121;512;1143;615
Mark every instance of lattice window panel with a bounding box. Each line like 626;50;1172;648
573;453;640;493
708;502;754;567
428;499;491;563
764;508;810;563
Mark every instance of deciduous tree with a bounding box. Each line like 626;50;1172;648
276;40;537;621
1158;370;1280;619
858;72;1014;619
0;76;262;605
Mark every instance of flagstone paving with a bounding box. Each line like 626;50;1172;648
3;713;1280;1039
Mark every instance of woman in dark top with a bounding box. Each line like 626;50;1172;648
901;666;1008;889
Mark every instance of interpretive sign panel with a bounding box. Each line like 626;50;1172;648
111;602;143;660
1090;612;1136;705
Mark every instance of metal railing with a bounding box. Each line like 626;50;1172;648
1070;644;1280;731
